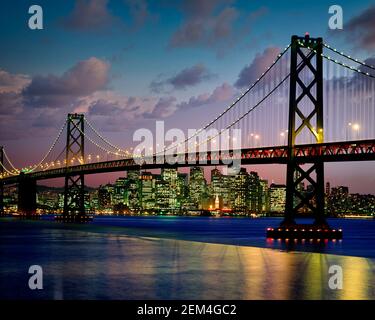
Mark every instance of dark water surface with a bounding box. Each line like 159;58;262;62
0;216;374;299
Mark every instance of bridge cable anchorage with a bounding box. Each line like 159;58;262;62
323;43;375;71
299;40;375;79
70;122;130;159
27;120;68;173
84;117;131;156
156;43;291;157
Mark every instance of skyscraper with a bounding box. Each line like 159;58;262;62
269;184;286;213
140;172;155;209
233;168;249;213
189;167;207;209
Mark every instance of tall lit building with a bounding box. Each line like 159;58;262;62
233;168;249;213
155;175;170;210
222;174;234;208
98;185;112;209
140;172;155;209
269;184;286;213
189;167;207;209
126;171;140;210
113;177;127;205
211;168;223;208
259;179;269;212
161;168;178;209
248;171;261;212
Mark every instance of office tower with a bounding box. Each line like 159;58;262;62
161;168;178;209
98;185;112;209
233;168;249;213
113;177;127;205
210;168;223;209
269;184;286;213
189;167;207;209
221;174;234;209
140;172;155;209
248;171;262;212
155;175;170;210
259;179;269;213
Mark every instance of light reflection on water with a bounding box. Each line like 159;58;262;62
0;218;374;300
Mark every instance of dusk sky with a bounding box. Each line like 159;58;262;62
0;0;374;192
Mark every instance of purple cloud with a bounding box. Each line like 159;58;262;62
62;0;118;32
344;5;375;51
0;70;30;93
177;82;236;109
169;0;239;49
144;96;177;118
150;64;215;92
23;57;110;109
234;47;280;89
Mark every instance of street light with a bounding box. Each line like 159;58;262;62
352;123;360;139
254;134;260;147
280;130;287;145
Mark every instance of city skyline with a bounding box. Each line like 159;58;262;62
4;165;374;217
1;1;375;193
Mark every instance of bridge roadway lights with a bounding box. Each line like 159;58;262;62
54;214;93;223
266;224;343;240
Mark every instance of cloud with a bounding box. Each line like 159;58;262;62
344;5;375;51
0;92;24;115
150;64;215;93
144;96;177;118
176;82;236;109
0;70;31;93
62;0;119;32
62;0;152;33
234;47;280;89
23;57;110;109
169;0;239;50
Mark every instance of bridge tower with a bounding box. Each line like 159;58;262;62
62;113;86;221
0;146;4;215
267;34;341;239
284;34;326;226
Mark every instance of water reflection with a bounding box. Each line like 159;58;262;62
0;219;374;299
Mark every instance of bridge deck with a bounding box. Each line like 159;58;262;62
2;139;375;184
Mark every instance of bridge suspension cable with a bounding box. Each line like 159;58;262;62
84;117;131;156
3;149;20;173
157;43;291;155
71;122;130;158
180;50;314;151
27;120;67;173
323;43;375;71
0;158;17;176
299;40;375;79
194;71;292;149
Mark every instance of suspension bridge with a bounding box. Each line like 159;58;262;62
1;34;375;238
